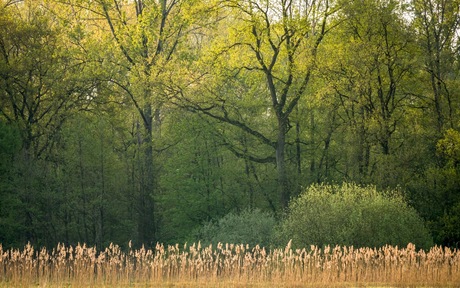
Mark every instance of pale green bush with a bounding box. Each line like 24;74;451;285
276;183;433;249
195;209;276;247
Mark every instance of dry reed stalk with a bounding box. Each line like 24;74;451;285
0;242;458;287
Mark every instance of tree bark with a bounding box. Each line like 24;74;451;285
276;117;289;209
138;101;156;246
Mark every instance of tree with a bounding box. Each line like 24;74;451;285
406;0;460;246
0;0;96;245
55;112;135;247
53;0;210;245
0;0;93;159
315;0;418;185
413;0;460;133
0;121;21;247
158;112;231;243
175;0;338;209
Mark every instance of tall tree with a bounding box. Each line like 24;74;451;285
0;0;93;159
176;0;338;209
406;0;460;246
413;0;460;133
0;121;21;247
0;0;95;244
56;111;135;247
53;0;208;245
316;0;416;185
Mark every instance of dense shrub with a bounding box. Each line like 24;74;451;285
194;209;276;247
276;183;434;249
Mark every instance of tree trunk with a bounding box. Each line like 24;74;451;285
431;52;444;133
138;102;156;246
295;108;302;196
277;117;289;209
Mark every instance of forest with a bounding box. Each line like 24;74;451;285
0;0;459;249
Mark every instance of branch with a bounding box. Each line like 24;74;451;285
224;140;276;163
109;79;148;127
3;0;22;8
101;2;135;66
172;91;276;149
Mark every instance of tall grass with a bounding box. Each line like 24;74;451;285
0;241;459;287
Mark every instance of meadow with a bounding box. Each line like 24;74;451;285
0;241;459;287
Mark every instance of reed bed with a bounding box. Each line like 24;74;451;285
0;241;459;287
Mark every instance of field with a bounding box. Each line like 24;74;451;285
0;241;459;287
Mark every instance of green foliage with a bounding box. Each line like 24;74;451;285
437;129;460;165
194;209;276;248
406;165;460;247
1;0;460;249
407;129;460;246
158;114;231;243
0;121;21;169
0;121;22;247
436;201;460;246
277;183;433;250
158;110;280;244
56;113;135;247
